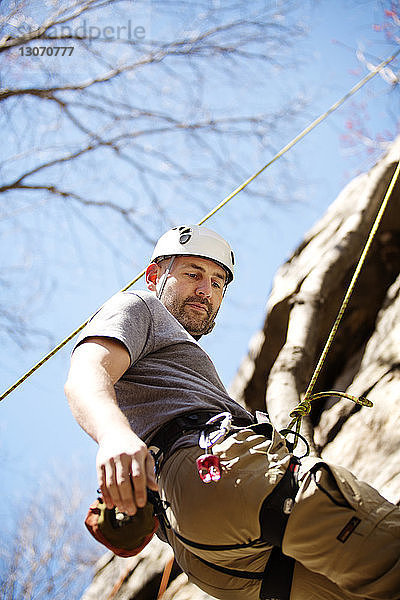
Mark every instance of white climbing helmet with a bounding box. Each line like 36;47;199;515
151;225;235;284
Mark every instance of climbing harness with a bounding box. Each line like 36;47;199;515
259;457;301;546
1;48;399;404
149;410;300;600
285;158;400;450
163;452;300;600
85;407;297;600
190;548;295;600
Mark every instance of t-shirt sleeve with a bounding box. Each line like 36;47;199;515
73;292;154;365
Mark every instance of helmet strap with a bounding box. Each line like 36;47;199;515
156;256;175;301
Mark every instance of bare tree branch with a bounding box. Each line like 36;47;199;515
0;0;309;343
0;470;102;600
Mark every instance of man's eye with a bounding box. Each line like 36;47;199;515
212;281;221;289
187;273;197;278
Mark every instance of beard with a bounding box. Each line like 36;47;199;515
162;291;217;336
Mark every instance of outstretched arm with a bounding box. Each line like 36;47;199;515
64;336;158;515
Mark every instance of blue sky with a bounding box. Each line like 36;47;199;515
1;0;399;528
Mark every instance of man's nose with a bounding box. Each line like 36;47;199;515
196;279;212;298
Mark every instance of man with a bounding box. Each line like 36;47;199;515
65;225;400;600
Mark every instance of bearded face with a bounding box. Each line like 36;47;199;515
161;288;218;336
152;256;226;337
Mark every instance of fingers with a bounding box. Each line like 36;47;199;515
97;463;114;510
116;456;138;515
129;452;159;509
97;457;128;512
96;447;158;516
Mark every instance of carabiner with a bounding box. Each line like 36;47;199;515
199;412;233;449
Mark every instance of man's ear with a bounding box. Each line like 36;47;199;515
146;263;160;291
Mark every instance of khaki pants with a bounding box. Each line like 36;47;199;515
158;427;400;600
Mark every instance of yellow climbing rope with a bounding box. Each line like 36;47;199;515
0;49;399;403
286;159;400;448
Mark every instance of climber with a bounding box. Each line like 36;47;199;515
65;225;400;600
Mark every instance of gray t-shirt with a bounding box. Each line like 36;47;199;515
75;290;251;443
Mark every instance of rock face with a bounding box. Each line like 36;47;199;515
81;537;211;599
81;138;400;599
230;135;400;505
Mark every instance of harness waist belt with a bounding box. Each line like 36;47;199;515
148;410;254;467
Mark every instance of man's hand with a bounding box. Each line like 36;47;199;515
65;337;159;515
96;429;159;516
